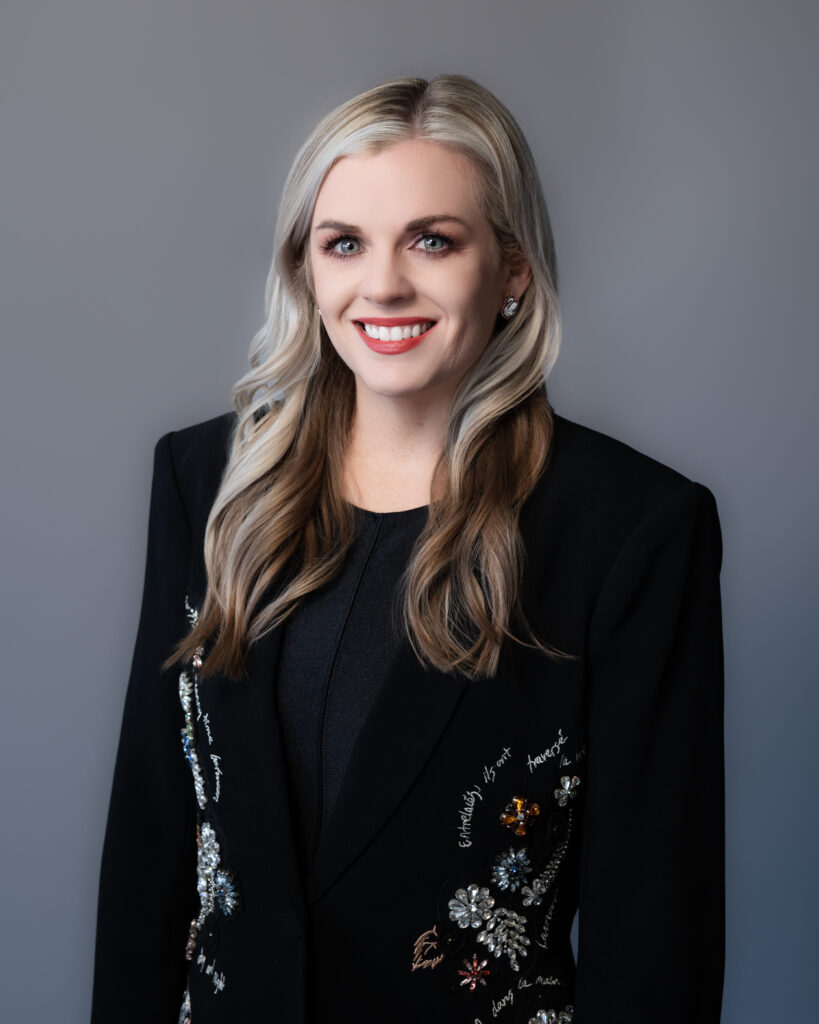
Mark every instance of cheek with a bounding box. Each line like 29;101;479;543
444;262;500;319
310;255;343;303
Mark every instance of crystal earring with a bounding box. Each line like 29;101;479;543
501;296;520;319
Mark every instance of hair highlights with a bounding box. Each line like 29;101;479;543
166;73;574;681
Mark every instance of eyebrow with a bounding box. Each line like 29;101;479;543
312;214;469;234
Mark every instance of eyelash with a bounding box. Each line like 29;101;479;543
319;231;456;260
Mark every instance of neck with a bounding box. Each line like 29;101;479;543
342;387;451;510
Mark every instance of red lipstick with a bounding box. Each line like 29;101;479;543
356;316;436;326
353;318;436;354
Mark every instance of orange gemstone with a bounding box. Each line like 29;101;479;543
499;795;540;836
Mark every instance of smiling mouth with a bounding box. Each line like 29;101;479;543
355;320;437;341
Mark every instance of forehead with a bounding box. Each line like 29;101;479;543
310;139;484;228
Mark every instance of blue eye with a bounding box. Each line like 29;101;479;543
318;231;455;260
333;237;360;256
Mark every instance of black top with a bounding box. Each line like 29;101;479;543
276;503;429;869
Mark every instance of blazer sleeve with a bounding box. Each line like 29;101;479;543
91;432;198;1022
573;481;725;1022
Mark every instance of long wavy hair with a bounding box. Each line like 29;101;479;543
167;73;575;682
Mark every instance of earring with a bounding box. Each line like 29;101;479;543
501;296;520;319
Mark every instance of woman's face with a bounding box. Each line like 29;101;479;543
308;138;531;413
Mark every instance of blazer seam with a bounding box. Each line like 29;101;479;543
165;430;194;542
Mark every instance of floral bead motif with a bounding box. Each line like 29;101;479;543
448;883;495;929
528;1007;574;1024
214;868;240;916
499;795;541;836
458;953;491;991
476;907;531;971
491;846;532;892
553;776;580;807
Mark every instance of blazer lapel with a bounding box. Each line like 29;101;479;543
197;612;309;938
305;637;468;903
240;621;309;930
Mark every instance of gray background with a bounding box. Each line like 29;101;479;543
1;1;817;1020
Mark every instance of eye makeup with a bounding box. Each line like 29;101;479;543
318;231;457;260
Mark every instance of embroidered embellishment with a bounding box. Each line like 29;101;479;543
528;1006;574;1024
197;948;226;992
178;595;241;985
491;846;532;892
195;822;240;926
214;867;240;915
448;884;495;929
175;983;189;1024
420;751;582;1001
500;795;541;836
180;671;207;810
521;810;573;908
476;906;531;971
411;926;445;971
458;953;491;991
184;919;197;960
553;776;580;807
534;890;560;951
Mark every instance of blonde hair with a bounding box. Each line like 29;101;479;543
167;73;575;681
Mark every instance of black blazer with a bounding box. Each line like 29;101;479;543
91;409;725;1024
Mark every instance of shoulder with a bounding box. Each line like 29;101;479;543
525;411;720;573
156;409;237;527
549;411;694;500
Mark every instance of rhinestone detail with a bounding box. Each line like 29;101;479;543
476;906;531;971
521;810;574;907
528;1007;574;1024
448;884;495;929
500;795;541;836
554;776;580;807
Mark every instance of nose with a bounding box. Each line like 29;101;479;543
359;247;415;306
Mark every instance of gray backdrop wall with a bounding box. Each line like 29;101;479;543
2;1;816;1020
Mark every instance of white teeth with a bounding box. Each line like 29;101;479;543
360;321;433;341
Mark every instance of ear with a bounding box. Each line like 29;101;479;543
503;251;533;302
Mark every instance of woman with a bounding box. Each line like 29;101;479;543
91;74;725;1023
